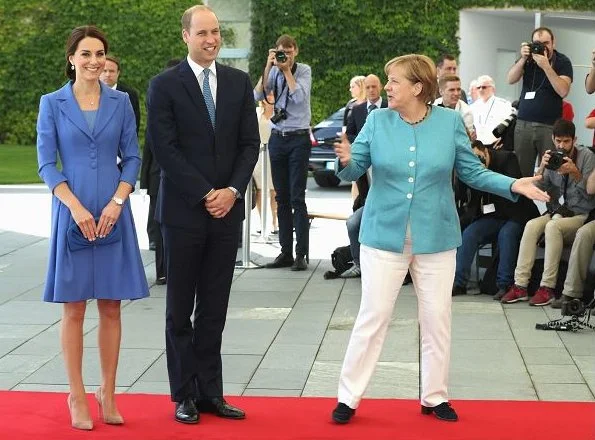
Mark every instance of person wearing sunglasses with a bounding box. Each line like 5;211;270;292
470;75;512;148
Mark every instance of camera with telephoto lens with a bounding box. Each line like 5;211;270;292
270;108;287;124
561;298;586;317
545;150;566;171
275;50;287;63
492;108;518;138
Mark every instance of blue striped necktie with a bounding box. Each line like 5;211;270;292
202;69;215;126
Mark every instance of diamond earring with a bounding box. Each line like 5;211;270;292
71;65;74;70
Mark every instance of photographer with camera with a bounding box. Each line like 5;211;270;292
501;119;595;306
507;27;573;177
254;35;312;271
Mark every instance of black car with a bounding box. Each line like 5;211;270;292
309;107;344;187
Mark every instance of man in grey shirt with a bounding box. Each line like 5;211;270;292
254;34;312;271
501;119;595;307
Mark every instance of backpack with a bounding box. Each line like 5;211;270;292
323;245;353;280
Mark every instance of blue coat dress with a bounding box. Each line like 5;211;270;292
36;81;149;303
337;106;519;255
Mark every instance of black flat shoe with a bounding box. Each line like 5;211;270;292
196;397;245;419
421;402;458;422
265;253;294;269
332;402;355;424
155;277;166;285
175;398;199;424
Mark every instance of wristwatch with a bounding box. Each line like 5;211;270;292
227;187;240;199
111;196;124;206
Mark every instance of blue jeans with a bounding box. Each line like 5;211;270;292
455;217;523;290
346;206;364;265
268;133;310;257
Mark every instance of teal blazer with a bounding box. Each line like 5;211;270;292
337;106;518;254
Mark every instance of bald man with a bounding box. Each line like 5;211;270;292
346;74;387;142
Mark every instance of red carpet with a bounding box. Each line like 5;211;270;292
0;392;593;439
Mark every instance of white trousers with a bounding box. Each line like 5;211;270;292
337;239;456;408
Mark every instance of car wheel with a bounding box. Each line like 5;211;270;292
313;170;340;187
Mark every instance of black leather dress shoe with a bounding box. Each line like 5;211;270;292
175;398;199;424
421;402;458;421
265;253;294;269
155;277;166;285
332;402;355;424
196;397;245;419
290;255;307;271
149;241;156;251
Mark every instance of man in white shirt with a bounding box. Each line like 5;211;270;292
434;74;475;139
471;75;512;147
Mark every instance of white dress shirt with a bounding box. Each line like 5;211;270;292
187;55;217;109
471;95;512;144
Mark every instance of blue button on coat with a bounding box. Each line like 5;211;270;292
36;81;149;302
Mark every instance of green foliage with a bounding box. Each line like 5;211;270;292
0;145;42;184
250;0;593;125
0;0;236;145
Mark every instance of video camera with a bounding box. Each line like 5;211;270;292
545;150;566;171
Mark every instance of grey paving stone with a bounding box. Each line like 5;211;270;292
221;319;284;355
84;315;165;349
274;319;328;345
12;319;98;356
222;354;262;384
0;232;45;256
0;372;34;390
511;327;565;349
0;338;26;357
237;269;314;280
121;297;166;316
22;348;162;387
527;364;585;384
0;300;62;325
558;331;595;356
242;388;301;397
126;381;171;394
12;383;127;393
521;347;574;365
451;314;513;341
0;354;55;374
13;284;45;301
0;277;46;304
223;383;246;396
226;307;291;320
450;369;533;387
258;344;318;370
449;384;538;400
573;355;595;393
248;367;310;390
228;291;299;308
230;278;308;293
451;340;525;371
534;383;595;401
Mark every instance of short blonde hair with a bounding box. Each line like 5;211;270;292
384;54;437;104
349;75;366;101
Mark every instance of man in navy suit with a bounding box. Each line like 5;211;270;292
147;5;259;424
346;74;387;142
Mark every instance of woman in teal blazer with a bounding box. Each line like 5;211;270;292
331;54;549;424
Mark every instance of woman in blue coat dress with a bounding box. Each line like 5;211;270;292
330;54;550;424
36;26;149;430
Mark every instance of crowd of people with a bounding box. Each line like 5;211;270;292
34;5;594;432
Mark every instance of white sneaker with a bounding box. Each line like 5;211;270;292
339;264;361;278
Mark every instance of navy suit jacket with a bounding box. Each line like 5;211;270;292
346;99;388;142
147;60;260;229
116;82;140;135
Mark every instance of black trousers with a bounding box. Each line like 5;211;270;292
162;219;238;402
148;194;165;279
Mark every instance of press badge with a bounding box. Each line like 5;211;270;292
524;91;536;100
482;203;496;214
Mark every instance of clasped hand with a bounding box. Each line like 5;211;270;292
70;202;122;241
205;188;236;219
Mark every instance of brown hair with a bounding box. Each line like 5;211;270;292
105;54;120;71
384;54;437;104
181;5;215;31
532;27;554;42
65;25;108;80
438;74;461;90
275;34;297;50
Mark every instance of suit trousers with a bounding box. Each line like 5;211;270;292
337;239;456;408
514;214;587;288
162;219;238;402
563;221;595;298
